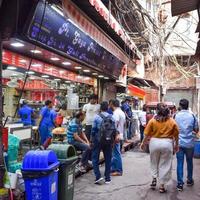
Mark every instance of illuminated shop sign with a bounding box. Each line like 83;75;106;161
25;1;124;78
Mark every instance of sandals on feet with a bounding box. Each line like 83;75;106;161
150;178;157;189
159;186;167;193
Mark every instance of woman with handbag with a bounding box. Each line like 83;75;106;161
140;103;179;193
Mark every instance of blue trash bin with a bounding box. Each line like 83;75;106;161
22;150;59;200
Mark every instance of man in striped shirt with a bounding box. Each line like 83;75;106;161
67;111;91;172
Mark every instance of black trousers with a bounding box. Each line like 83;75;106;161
85;125;92;141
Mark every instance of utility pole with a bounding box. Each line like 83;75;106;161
197;62;200;122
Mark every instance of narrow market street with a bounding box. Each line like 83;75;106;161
74;147;200;200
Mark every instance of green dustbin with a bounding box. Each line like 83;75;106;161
48;144;78;200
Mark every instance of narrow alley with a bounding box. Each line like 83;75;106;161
74;148;200;200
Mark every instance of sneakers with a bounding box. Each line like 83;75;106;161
177;184;183;191
105;180;111;184
94;177;104;184
187;180;194;186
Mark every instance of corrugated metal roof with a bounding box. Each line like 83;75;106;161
171;0;199;16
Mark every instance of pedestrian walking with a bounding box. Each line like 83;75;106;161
67;111;91;172
138;104;147;143
91;101;117;184
141;103;179;193
83;94;100;141
121;97;133;141
110;99;126;176
38;100;57;149
175;99;199;191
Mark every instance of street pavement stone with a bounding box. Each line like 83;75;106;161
74;147;200;200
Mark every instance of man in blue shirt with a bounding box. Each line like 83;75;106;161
121;97;133;141
91;101;116;184
18;100;34;126
175;99;199;191
38;100;56;148
67;111;91;172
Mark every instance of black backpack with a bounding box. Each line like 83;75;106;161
99;113;116;145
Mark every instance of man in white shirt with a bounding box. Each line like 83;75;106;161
138;104;147;143
83;94;100;141
110;99;126;176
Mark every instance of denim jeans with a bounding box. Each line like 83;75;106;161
176;147;194;185
111;142;123;174
127;121;133;140
92;142;112;181
70;141;91;166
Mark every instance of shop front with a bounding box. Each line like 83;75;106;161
1;0;133;116
2;50;97;118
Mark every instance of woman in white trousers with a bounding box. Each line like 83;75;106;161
141;103;179;193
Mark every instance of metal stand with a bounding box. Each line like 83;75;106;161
0;32;5;188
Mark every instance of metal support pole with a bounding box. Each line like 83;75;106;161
0;32;5;188
197;62;200;123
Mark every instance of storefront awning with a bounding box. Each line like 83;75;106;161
128;77;158;89
128;84;145;99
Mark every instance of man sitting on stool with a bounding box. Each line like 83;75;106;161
67;111;91;172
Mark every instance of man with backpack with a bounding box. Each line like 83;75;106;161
91;101;117;184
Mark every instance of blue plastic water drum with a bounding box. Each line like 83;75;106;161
194;140;200;158
22;150;59;200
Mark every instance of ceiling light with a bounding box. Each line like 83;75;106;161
19;59;27;63
54;78;61;81
92;73;98;75
75;66;82;69
65;80;71;83
32;63;42;67
7;66;17;70
41;75;49;78
62;62;71;65
29;76;35;80
30;50;42;54
98;75;104;78
83;69;90;73
26;71;35;75
10;42;24;47
104;77;109;80
50;57;60;61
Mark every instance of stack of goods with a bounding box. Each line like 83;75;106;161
7;134;22;173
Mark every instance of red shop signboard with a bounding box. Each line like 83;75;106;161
2;50;95;86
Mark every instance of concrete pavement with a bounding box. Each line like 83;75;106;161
74;147;200;200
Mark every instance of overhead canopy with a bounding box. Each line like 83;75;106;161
128;84;145;99
128;77;158;89
171;0;199;16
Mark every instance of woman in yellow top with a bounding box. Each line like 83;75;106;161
141;103;179;193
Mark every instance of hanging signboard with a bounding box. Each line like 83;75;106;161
25;1;124;79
